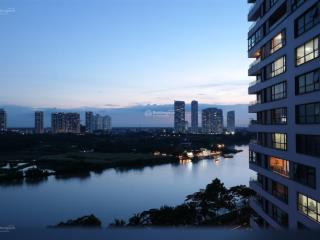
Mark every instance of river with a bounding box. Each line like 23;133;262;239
0;145;254;227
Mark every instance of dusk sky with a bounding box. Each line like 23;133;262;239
0;0;254;108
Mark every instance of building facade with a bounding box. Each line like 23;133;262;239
51;112;80;134
51;113;66;134
201;108;223;134
85;111;94;133
0;109;7;132
86;112;112;133
34;111;44;134
174;101;186;133
227;111;235;134
102;115;112;132
191;100;199;134
65;113;81;134
248;0;320;229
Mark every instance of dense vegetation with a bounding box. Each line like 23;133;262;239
0;131;253;182
109;178;255;228
0;131;252;161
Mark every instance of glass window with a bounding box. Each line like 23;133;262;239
272;108;287;124
297;193;320;222
269;31;285;55
272;82;286;101
271;56;286;77
291;162;316;188
296;102;320;124
295;3;320;37
297;134;320;158
272;133;287;150
269;157;289;177
296;68;320;95
272;181;288;203
292;0;305;11
296;36;320;66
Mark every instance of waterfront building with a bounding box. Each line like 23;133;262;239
174;101;186;133
0;109;7;132
34;111;44;134
227;111;235;134
248;0;320;229
191;100;199;134
201;108;223;134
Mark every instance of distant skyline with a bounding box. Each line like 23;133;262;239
0;103;252;128
0;0;254;108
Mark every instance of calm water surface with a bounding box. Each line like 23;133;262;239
0;145;254;227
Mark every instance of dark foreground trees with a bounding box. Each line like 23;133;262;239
109;178;255;227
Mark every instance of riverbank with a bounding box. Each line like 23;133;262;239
0;132;251;183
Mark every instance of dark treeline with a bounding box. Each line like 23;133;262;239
0;131;253;161
109;178;255;228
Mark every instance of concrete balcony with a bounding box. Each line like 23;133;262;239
248;1;261;22
249;197;283;230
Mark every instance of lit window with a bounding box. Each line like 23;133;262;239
296;36;319;66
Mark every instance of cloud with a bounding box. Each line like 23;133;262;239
141;80;248;94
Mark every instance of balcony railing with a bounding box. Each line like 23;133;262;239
249;58;261;69
250;139;258;144
249;17;260;31
248;3;256;15
249;78;261;87
249;119;258;126
249;99;260;106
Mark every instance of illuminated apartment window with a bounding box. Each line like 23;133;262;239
271;32;285;53
296;36;319;66
298;193;320;223
269;157;289;177
267;56;286;78
272;133;287;150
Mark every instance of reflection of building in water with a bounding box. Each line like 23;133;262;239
179;159;192;165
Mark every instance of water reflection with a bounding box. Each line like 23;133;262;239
0;145;254;227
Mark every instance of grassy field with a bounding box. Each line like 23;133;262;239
39;152;169;164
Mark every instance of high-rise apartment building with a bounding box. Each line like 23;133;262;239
227;111;235;134
201;108;223;134
0;109;7;132
102;115;112;132
248;0;320;229
86;112;112;133
95;114;104;131
51;113;66;134
85;111;94;133
65;113;81;134
35;111;44;134
174;101;186;133
191;100;199;134
51;112;80;134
